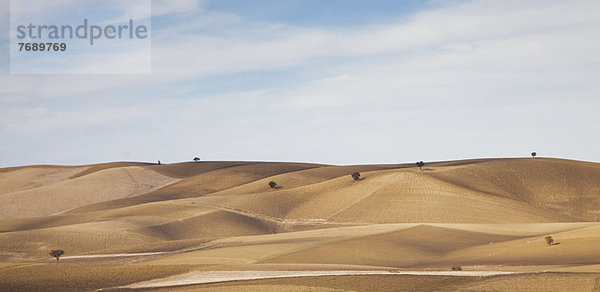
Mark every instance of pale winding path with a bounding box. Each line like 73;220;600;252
120;270;519;289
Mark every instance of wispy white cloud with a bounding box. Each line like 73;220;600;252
147;0;600;81
0;105;151;135
152;0;203;16
7;0;598;98
1;0;599;166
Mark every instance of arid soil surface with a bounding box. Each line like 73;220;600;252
1;158;599;291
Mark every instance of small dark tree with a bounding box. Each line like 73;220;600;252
416;161;425;170
193;157;200;162
531;152;537;159
351;172;361;181
544;236;554;246
268;181;277;189
451;265;462;271
50;249;65;262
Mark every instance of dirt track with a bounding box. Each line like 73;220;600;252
122;270;519;289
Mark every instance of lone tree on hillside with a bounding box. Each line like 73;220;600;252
451;265;462;271
531;152;537;159
416;161;425;170
351;172;361;181
49;249;65;262
193;157;201;162
544;236;554;246
268;181;277;189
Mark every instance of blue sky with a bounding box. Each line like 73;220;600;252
1;0;599;166
203;0;430;27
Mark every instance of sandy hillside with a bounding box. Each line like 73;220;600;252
0;165;179;218
0;158;599;291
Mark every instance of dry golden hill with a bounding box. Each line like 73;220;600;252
0;157;599;290
0;166;178;218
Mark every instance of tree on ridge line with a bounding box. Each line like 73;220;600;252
268;181;277;189
544;236;554;246
49;249;65;262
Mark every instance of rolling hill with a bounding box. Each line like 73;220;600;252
0;158;599;291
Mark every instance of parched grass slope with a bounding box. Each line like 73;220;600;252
0;158;599;290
